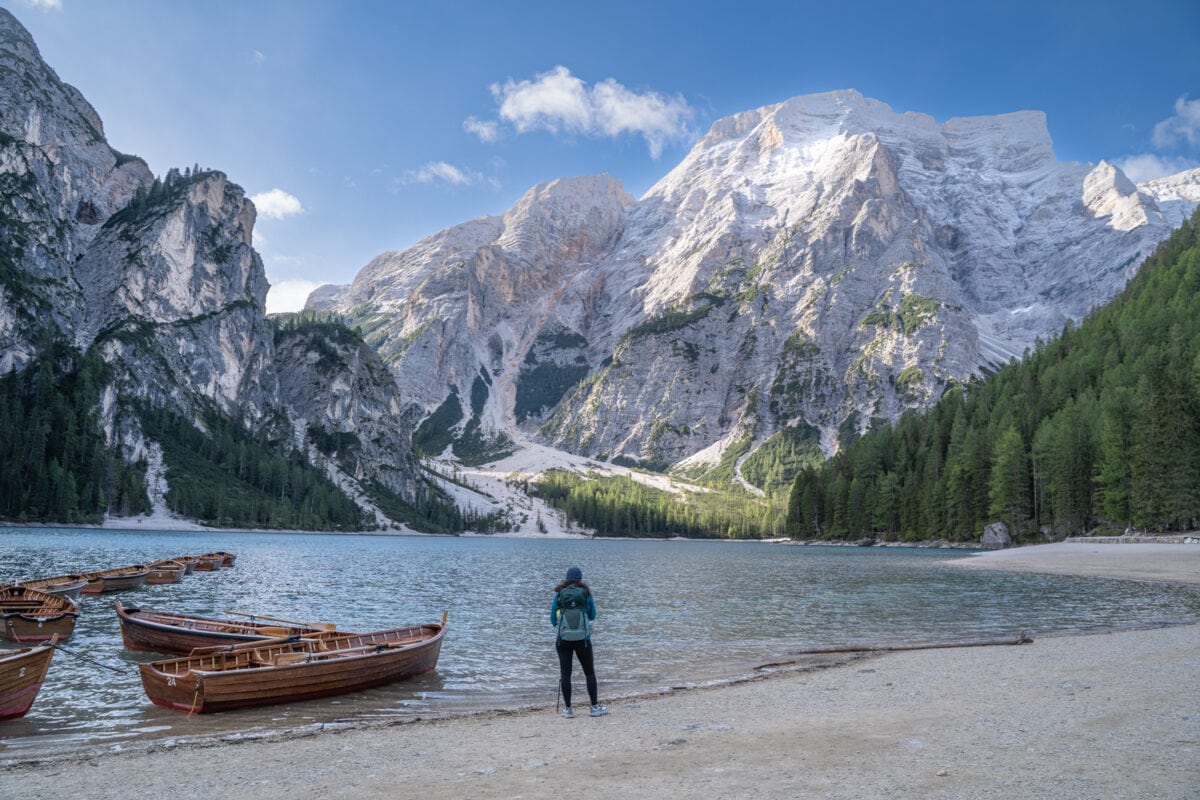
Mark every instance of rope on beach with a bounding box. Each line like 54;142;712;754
755;632;1032;670
49;640;129;674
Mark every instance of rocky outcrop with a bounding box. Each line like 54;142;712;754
274;319;422;503
316;90;1200;479
0;8;152;369
79;171;278;424
0;9;426;525
981;522;1014;549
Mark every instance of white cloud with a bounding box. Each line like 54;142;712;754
24;0;62;10
475;65;694;158
1152;96;1200;149
591;78;694;158
494;66;593;134
399;161;497;189
265;279;322;315
250;188;305;220
1115;154;1199;182
250;50;267;66
464;116;499;143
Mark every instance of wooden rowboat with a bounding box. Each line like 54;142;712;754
0;586;79;643
81;565;150;594
15;574;88;603
0;640;55;720
145;560;186;585
191;554;223;571
139;613;447;713
116;602;339;655
173;556;199;575
194;551;235;569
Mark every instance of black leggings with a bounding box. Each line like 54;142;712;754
556;637;598;707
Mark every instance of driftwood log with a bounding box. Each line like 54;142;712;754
755;632;1032;670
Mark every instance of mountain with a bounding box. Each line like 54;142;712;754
0;9;426;528
785;205;1200;541
312;90;1200;486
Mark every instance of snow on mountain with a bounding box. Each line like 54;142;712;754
316;89;1200;480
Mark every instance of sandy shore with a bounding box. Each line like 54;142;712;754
952;540;1200;585
2;542;1198;799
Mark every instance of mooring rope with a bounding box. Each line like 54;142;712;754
49;640;129;674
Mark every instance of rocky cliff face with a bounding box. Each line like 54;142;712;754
0;9;424;519
274;319;421;505
0;10;152;370
316;90;1200;479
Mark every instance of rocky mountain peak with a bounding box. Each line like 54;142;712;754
0;11;429;526
324;89;1200;479
0;8;105;147
1083;160;1155;231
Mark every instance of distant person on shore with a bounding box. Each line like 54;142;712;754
550;566;608;718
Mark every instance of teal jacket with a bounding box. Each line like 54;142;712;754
550;588;596;640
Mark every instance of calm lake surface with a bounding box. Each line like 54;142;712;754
2;527;1199;756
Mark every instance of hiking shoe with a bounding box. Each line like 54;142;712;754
590;704;608;717
561;707;574;718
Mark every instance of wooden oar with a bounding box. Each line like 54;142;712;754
188;632;307;655
223;610;336;631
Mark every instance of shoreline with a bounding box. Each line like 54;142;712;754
2;541;1198;799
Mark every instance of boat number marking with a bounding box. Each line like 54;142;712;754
18;667;25;678
167;676;176;686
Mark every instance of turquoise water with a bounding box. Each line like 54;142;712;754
1;528;1198;755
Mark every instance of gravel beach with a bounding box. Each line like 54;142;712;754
2;541;1197;800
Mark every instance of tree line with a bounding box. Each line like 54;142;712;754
530;470;785;538
0;339;148;523
139;404;368;530
786;207;1200;542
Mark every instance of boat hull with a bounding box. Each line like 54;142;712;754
0;644;54;720
144;562;186;585
3;613;77;643
82;568;149;594
0;586;80;643
140;621;445;713
18;576;87;604
116;603;325;655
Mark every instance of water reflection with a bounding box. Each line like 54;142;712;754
1;529;1198;756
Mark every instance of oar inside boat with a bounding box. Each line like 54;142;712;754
223;610;336;631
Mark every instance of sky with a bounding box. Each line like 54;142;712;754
9;0;1200;313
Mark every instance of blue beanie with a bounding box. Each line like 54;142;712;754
565;566;583;581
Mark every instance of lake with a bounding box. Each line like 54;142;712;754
2;527;1199;757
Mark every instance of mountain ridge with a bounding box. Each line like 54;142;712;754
0;9;431;529
313;89;1200;483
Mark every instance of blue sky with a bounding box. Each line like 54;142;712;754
10;0;1200;312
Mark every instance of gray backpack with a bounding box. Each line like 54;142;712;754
556;585;591;641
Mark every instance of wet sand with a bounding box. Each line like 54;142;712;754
2;541;1197;800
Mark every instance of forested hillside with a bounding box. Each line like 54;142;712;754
786;208;1200;542
0;340;148;523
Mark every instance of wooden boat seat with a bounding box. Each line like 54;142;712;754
273;653;311;666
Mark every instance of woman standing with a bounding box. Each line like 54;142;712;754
550;566;608;718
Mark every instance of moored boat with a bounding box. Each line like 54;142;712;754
192;554;223;571
81;565;150;594
0;640;55;720
0;586;79;643
139;613;447;713
173;556;199;575
145;560;186;585
16;574;88;603
116;602;338;655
